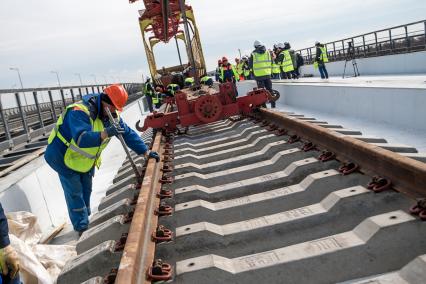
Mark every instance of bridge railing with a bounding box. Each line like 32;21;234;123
297;20;426;64
0;83;143;151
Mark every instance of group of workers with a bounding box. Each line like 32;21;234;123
215;41;329;83
143;73;213;112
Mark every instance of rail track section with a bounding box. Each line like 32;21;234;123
57;110;426;283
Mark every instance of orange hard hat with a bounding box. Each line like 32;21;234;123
103;84;128;111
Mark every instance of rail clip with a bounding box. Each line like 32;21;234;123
409;199;426;221
367;176;392;192
338;162;359;175
302;142;316;152
318;151;335;162
151;225;173;243
146;259;173;281
155;202;173;216
288;135;300;144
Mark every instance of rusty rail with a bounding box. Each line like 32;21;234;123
115;131;163;283
258;108;426;198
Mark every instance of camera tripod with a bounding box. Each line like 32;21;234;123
342;42;360;78
343;57;360;78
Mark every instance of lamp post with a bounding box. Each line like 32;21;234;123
9;67;28;105
74;73;83;86
90;74;98;85
51;70;62;88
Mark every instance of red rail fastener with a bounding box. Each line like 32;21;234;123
274;128;287;136
163;149;174;156
318;151;335;162
367;176;392;193
302;141;316;152
151;225;173;243
103;268;118;284
267;124;278;131
162;155;173;162
157;187;173;199
146;259;173;281
288;135;300;144
261;120;269;126
114;233;128;252
154;202;173;216
409;199;426;221
161;164;174;173
159;175;174;184
338;162;359;175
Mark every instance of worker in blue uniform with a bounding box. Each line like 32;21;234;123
44;84;160;235
0;203;20;284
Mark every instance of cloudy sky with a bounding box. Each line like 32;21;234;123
0;0;425;89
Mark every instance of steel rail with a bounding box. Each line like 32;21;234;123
258;108;426;198
115;131;163;283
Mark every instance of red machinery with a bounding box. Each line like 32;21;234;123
136;83;272;132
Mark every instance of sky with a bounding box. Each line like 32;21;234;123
0;0;425;89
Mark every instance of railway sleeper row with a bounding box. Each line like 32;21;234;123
56;112;426;283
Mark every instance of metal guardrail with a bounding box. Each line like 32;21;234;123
297;20;426;64
0;83;143;150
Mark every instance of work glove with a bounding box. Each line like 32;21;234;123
148;151;160;162
105;124;125;137
0;245;20;279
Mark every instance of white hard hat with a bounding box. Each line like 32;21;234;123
315;41;320;45
253;40;263;48
277;43;284;49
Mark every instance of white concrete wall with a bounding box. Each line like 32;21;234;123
300;51;426;77
0;99;147;232
237;81;426;131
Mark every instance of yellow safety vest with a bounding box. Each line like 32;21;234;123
167;84;179;96
48;103;111;173
272;62;281;74
236;62;244;75
320;46;329;63
252;51;272;77
152;93;160;104
281;50;294;72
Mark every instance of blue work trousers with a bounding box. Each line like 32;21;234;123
318;64;329;79
1;273;21;284
58;172;92;232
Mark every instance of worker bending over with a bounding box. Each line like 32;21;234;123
44;84;159;235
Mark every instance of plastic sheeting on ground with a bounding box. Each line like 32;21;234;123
6;211;76;284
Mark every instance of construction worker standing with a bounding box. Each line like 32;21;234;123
0;203;20;284
315;41;329;79
241;56;251;80
235;58;245;81
220;57;239;83
249;40;276;108
44;84;160;235
215;59;222;82
144;77;155;112
280;42;296;79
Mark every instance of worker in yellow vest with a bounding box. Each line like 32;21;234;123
249;40;276;108
44;84;160;235
235;58;245;81
314;41;329;79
